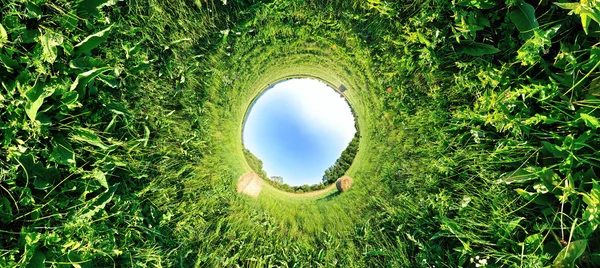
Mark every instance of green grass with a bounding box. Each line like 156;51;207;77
1;0;600;267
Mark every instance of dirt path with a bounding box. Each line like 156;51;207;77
274;183;337;198
236;172;263;198
237;172;346;199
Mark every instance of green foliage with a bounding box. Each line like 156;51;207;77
323;132;360;184
457;40;500;56
555;0;600;34
509;1;538;38
243;148;268;179
2;0;600;267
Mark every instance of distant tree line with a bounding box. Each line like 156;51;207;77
267;176;327;193
322;132;359;184
243;149;327;193
242;131;359;193
243;148;268;180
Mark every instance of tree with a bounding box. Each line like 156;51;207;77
322;132;360;184
270;176;284;184
243;149;268;179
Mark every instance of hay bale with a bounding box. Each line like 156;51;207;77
336;176;354;192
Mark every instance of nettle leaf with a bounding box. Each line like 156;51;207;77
19;154;60;191
74;25;113;55
456;0;496;9
76;0;117;18
25;82;55;121
98;73;119;88
0;23;8;47
0;197;13;223
28;249;46;268
69;56;106;70
79;183;118;220
503;167;542;184
40;31;64;64
91;169;109;189
60;91;81;111
510;1;538;38
457;40;500;56
50;134;75;166
1;53;20;73
515;188;555;205
105;101;129;116
524;233;543;254
71;127;109;150
542;141;568;158
580;113;599;130
553;240;587;267
26;2;42;19
70;67;111;96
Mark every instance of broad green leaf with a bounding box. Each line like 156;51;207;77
552;240;587;268
553;3;580;10
23;232;42;267
504;217;523;234
582;9;600;25
60;12;78;30
74;25;113;55
582;181;600;206
79;184;118;219
25;82;55;121
503;167;542;184
27;249;46;268
555;2;600;35
33;176;53;191
0;53;19;72
50;134;75;166
129;60;152;74
0;24;7;47
580;113;599;130
582;13;592;34
515;188;555;205
91;169;108;189
24;232;41;246
524;233;543;254
105;101;129;115
71;127;109;150
69;56;106;70
573;130;593;151
19;154;60;190
26;2;42;19
541;168;561;190
456;0;496;9
77;0;117;18
510;2;539;37
458;40;500;56
542;141;568;158
98;74;119;88
40;31;63;63
60;91;80;111
70;67;111;96
34;113;50;127
0;197;13;223
582;181;600;227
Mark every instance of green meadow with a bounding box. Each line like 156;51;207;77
1;0;600;267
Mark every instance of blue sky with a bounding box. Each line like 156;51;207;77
243;78;356;186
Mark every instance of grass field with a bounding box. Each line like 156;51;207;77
1;0;600;267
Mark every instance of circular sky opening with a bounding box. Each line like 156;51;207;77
243;78;357;186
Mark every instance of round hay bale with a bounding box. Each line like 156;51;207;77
336;176;354;192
